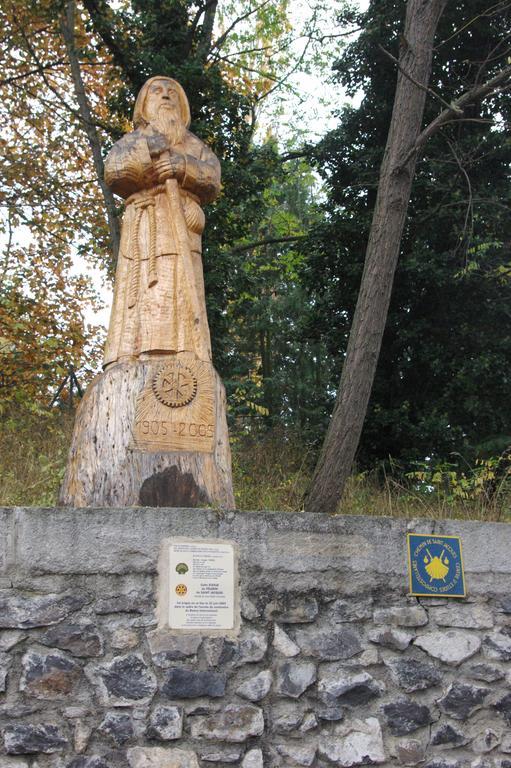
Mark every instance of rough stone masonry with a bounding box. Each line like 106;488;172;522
0;507;510;767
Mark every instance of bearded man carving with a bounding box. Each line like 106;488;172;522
60;76;233;509
103;76;220;366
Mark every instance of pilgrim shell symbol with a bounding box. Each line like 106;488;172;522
424;548;449;581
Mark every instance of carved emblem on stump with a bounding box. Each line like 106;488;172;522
153;362;198;408
132;354;216;454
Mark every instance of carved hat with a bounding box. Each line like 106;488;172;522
133;76;191;129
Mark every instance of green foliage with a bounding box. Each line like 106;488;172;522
220;155;337;432
408;456;507;503
305;0;511;468
0;407;73;506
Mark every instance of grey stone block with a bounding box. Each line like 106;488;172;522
0;591;89;628
414;630;481;665
275;660;316;699
318;671;381;706
383;698;433;735
236;669;272;701
4;723;68;754
384;657;442;692
86;653;157;706
494;692;511;725
482;631;511;661
40;622;103;657
295;625;362;661
98;711;135;745
200;746;242;762
161;668;226;699
147;705;183;740
465;662;504;682
318;717;385;765
438;682;490;720
431;723;469;748
189;704;264;742
67;759;109;768
20;648;81;700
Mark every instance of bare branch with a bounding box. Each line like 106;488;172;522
378;44;460;113
403;64;511;165
0;60;66;87
231;235;307;253
210;0;272;54
255;36;313;103
446;138;473;259
0;208;14;290
279;149;311;162
435;0;511;49
60;0;120;262
212;43;275;62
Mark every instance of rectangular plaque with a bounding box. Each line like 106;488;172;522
157;537;239;635
407;533;466;598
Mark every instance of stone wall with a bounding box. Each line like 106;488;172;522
0;507;510;768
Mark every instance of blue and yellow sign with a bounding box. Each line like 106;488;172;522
407;533;466;598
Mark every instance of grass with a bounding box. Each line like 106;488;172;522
0;407;74;506
0;406;510;521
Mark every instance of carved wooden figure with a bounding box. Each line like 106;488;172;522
60;77;234;508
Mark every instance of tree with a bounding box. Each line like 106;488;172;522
304;0;511;512
0;0;113;406
0;0;337;409
224;153;335;431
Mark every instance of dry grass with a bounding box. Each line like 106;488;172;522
339;471;511;523
0;408;74;507
0;409;509;522
232;427;314;511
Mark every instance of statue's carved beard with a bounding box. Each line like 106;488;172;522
148;105;185;146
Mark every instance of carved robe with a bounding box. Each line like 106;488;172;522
103;126;221;367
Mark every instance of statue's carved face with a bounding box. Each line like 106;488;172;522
145;79;181;122
142;78;186;145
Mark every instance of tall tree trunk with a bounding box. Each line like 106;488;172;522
60;0;121;264
198;0;218;61
305;0;447;514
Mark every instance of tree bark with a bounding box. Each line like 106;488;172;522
198;0;218;61
305;0;447;514
60;357;234;508
60;0;121;263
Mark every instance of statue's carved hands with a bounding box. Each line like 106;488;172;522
146;131;169;158
154;153;185;183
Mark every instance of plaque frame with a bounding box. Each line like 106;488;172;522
156;536;241;638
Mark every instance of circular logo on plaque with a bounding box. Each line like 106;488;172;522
176;562;189;575
153;363;197;408
175;584;188;596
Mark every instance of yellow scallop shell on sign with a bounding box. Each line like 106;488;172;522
424;554;449;580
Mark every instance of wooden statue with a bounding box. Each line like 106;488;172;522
60;77;234;508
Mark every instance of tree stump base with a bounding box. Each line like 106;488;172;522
59;354;234;508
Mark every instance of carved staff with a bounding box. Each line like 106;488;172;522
161;155;210;362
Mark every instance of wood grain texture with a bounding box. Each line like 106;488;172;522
59;356;234;508
61;77;234;508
